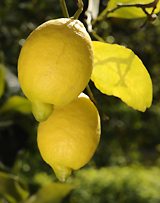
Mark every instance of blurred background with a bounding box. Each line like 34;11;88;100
0;0;160;202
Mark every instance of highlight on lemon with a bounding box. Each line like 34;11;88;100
18;18;93;121
37;93;101;182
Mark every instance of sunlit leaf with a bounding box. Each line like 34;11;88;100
24;182;74;203
91;41;152;112
0;64;5;98
98;0;160;19
0;96;31;114
0;171;29;202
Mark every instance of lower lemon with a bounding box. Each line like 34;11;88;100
37;93;100;181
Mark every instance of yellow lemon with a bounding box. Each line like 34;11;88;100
37;93;100;181
18;18;93;121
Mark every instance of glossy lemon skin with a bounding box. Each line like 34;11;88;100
18;18;93;108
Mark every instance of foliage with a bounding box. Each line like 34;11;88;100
71;166;160;203
0;96;31;114
1;166;160;203
0;171;29;202
24;182;74;203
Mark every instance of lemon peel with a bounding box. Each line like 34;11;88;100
18;18;93;121
37;93;101;181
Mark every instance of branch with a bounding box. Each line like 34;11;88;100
91;30;105;42
92;0;159;28
86;85;97;105
60;0;69;18
106;0;159;16
73;0;84;19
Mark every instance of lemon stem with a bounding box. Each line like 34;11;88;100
60;0;69;18
86;84;97;105
73;0;84;19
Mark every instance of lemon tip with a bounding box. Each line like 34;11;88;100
31;101;54;122
52;165;72;182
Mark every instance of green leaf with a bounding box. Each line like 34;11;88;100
0;96;32;114
0;171;29;202
0;64;5;98
24;182;74;203
91;41;152;112
33;172;53;186
98;0;160;19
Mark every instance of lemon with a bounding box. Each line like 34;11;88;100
37;93;100;181
18;18;93;121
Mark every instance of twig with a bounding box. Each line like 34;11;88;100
73;0;84;19
91;30;105;42
60;0;69;18
93;0;159;27
86;85;109;122
86;85;97;105
106;0;159;16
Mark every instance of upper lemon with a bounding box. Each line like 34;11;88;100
18;18;93;121
37;93;100;181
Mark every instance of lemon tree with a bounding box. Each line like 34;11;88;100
16;0;154;183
